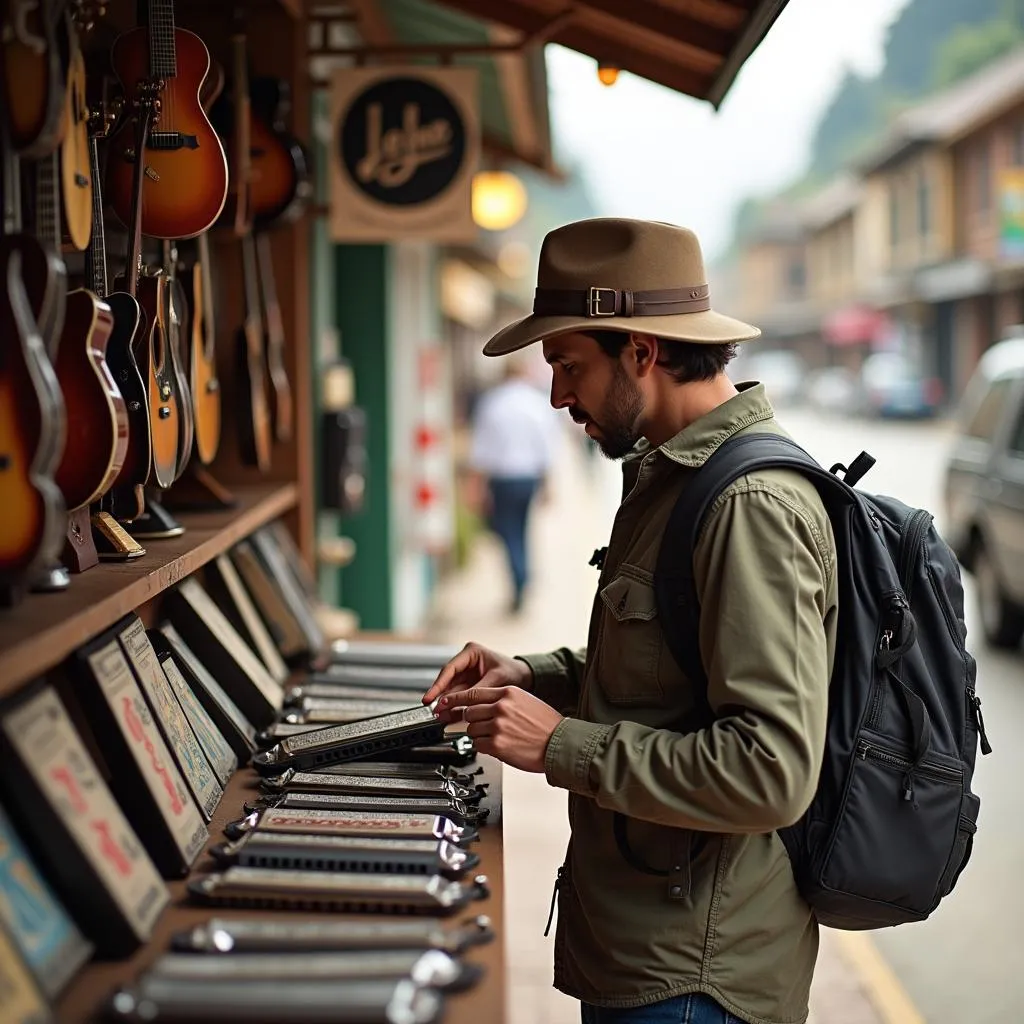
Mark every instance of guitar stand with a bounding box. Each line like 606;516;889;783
92;510;147;561
63;507;100;573
125;493;186;540
162;464;238;512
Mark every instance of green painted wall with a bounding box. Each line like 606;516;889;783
335;245;392;629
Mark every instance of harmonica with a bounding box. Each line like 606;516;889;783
224;806;477;844
108;977;442;1023
259;768;482;803
253;790;488;826
319;665;440;688
188;867;489;914
285;683;425;705
282;699;415;725
308;760;483;783
147;948;481;992
330;640;456;668
172;915;494;955
254;724;475;765
252;706;445;774
210;830;479;878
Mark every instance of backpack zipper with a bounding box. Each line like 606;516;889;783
966;687;993;755
897;509;933;603
868;597;906;728
857;740;962;804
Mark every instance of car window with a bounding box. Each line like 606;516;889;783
964;378;1014;441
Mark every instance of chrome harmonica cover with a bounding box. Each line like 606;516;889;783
253;790;488;826
252;705;445;774
188;866;488;914
148;948;479;991
224;806;476;844
285;683;425;705
172;914;494;955
259;768;480;802
109;977;442;1023
329;640;457;668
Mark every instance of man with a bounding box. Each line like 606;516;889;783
424;219;838;1024
468;357;559;612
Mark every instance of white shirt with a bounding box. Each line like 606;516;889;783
469;379;559;479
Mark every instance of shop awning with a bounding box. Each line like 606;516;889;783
822;306;890;347
430;0;792;108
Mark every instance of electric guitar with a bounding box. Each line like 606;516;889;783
58;13;93;250
0;0;67;158
91;93;153;523
162;240;194;480
112;79;180;491
255;232;292;444
106;0;228;240
182;230;221;466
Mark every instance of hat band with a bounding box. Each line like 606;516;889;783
533;284;711;319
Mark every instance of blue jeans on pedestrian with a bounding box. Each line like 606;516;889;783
581;993;745;1024
487;476;540;608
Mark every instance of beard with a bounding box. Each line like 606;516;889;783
577;362;645;460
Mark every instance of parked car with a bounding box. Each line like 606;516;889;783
806;366;860;416
943;338;1024;649
859;352;942;419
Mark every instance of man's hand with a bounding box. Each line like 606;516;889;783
435;687;563;774
422;643;532;707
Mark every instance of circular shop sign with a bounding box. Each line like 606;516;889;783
339;76;467;206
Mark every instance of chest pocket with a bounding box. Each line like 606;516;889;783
596;565;664;704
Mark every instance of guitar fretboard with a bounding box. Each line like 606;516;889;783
34;152;62;252
148;0;178;79
86;138;108;297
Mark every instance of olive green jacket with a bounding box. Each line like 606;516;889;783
520;384;838;1024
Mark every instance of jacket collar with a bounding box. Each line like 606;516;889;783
628;381;776;469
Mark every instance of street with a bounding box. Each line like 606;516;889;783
431;405;1023;1023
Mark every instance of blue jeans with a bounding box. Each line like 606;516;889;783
487;477;540;604
581;993;744;1024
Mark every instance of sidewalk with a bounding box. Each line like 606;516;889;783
426;432;885;1024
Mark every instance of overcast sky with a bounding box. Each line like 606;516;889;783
545;0;911;260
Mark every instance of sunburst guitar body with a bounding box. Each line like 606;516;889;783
106;22;228;240
53;290;127;511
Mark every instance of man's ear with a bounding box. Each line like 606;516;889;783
631;333;659;377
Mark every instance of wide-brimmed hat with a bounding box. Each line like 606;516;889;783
484;218;761;357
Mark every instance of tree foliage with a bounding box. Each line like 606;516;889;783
933;18;1023;88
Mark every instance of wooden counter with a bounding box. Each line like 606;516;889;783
55;755;505;1023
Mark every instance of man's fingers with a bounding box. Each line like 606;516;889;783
422;647;476;704
461;703;496;724
437;686;503;711
465;720;495;740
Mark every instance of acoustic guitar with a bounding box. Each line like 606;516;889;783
0;0;67;159
90;94;152;523
106;0;228;240
112;82;180;491
249;75;312;229
255;232;292;445
58;14;93;251
0;127;67;596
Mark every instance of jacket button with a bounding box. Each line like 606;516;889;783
670;885;683;897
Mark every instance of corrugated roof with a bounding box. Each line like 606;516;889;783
860;45;1024;174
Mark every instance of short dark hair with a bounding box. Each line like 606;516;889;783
588;330;737;384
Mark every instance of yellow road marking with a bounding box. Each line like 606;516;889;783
833;931;926;1024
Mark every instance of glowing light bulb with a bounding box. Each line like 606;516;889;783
597;62;620;86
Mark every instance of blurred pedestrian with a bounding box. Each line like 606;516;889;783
468;358;559;613
426;218;836;1024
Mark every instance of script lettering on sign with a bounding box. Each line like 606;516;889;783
356;101;453;188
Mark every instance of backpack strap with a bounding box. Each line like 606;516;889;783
654;432;854;710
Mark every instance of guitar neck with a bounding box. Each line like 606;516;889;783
241;232;262;332
197;231;217;353
145;0;178;80
123;104;154;298
1;127;21;235
255;231;282;331
33;152;62;253
86;137;108;297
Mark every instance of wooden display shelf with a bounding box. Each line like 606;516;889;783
0;483;298;697
56;756;506;1024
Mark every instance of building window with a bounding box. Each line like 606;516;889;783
889;185;900;249
975;141;992;215
917;168;931;239
786;254;806;297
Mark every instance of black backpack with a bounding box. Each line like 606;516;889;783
653;432;992;930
